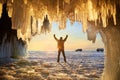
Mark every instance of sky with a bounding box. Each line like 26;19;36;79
29;19;104;51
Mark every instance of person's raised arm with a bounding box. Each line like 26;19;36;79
54;34;58;41
64;35;68;41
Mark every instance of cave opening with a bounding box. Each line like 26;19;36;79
28;20;105;79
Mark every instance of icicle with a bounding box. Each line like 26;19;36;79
57;0;59;16
24;0;27;4
87;0;94;21
101;3;107;27
64;0;70;4
36;19;38;34
113;4;116;25
41;15;50;34
63;0;64;10
31;17;37;36
12;0;13;3
75;8;78;21
30;16;33;35
82;12;88;32
86;22;99;43
0;3;2;17
7;3;13;17
59;20;66;29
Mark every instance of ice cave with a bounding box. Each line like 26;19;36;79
0;0;120;80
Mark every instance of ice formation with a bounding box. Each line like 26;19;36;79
0;2;27;58
10;0;117;39
0;0;120;80
41;15;50;33
0;0;117;39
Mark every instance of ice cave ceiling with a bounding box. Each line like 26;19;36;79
0;0;119;42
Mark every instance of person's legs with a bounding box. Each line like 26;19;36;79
57;50;61;62
62;50;66;62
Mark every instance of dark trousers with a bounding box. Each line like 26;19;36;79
57;49;66;62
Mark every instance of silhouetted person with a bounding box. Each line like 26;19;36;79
54;34;68;62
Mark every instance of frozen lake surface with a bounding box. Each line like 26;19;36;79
0;51;104;80
27;50;104;79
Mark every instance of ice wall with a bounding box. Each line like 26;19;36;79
0;2;28;59
86;3;120;80
100;27;120;80
0;34;28;59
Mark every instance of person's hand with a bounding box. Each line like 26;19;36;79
54;34;55;36
66;35;68;37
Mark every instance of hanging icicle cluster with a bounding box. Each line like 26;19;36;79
0;0;118;42
41;15;50;34
0;1;28;59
